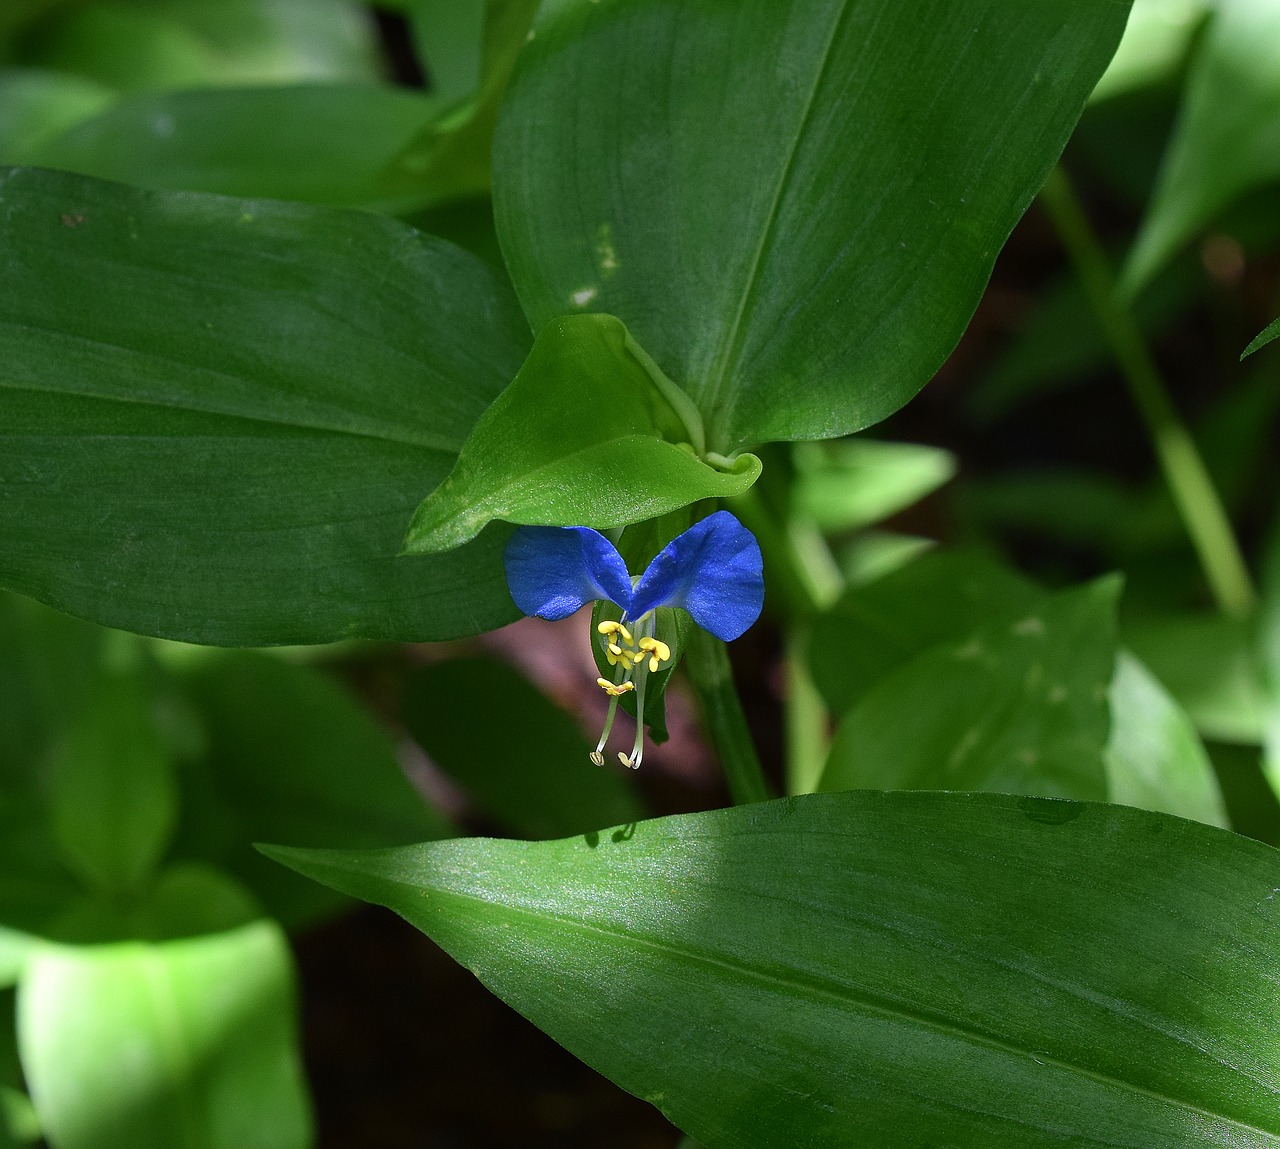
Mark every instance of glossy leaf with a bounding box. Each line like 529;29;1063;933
403;314;760;553
1243;316;1280;359
809;551;1043;716
790;439;955;534
172;649;453;928
1124;0;1280;293
401;658;643;839
494;0;1131;451
266;790;1280;1148
819;578;1119;800
1125;613;1267;744
19;922;311;1149
0;166;530;644
50;645;177;895
21;85;448;210
1106;650;1228;826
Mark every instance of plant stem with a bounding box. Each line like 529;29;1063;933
1039;165;1257;619
686;627;771;805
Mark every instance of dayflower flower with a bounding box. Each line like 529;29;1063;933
504;510;764;769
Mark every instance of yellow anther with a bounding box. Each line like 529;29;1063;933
597;620;633;644
589;750;605;767
639;637;672;673
596;677;635;697
608;642;623;657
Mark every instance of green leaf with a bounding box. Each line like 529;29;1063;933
21;85;449;210
791;439;955;534
809;550;1043;716
264;790;1280;1148
19;921;312;1149
1106;650;1228;826
403;314;761;553
388;0;540;210
493;0;1131;451
401;657;644;839
19;0;379;91
1124;0;1280;294
1243;316;1280;359
172;649;453;927
0;932;30;991
49;641;177;895
1089;0;1210;103
819;578;1119;800
1125;613;1267;744
0;166;531;644
407;0;486;101
0;70;115;163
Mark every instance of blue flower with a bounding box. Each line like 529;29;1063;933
504;510;764;768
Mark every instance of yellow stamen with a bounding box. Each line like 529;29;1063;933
597;620;633;644
639;637;672;673
596;677;635;697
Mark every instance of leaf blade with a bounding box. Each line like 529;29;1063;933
265;791;1280;1148
494;0;1132;450
0;166;531;644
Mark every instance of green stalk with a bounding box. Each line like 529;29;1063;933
1038;166;1256;618
686;627;771;805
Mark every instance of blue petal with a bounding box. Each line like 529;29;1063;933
504;526;634;620
629;511;764;641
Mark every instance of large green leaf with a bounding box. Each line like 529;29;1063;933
0;166;531;644
401;657;644;839
1124;0;1280;293
493;0;1131;451
819;578;1119;800
403;314;760;553
265;791;1280;1148
17;85;448;210
18;921;311;1149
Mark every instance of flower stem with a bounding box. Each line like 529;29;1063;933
685;627;771;805
1038;165;1257;618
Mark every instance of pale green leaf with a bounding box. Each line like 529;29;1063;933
19;922;311;1149
791;439;955;534
403;314;760;553
1106;650;1229;826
